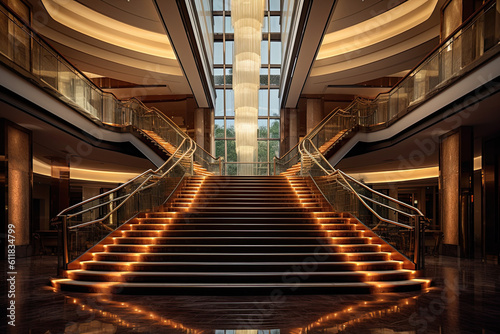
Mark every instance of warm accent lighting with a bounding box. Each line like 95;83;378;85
232;0;265;175
65;296;198;333
41;0;176;60
317;0;438;60
33;158;140;183
346;156;482;184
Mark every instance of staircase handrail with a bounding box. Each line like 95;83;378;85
300;138;425;268
274;106;342;167
0;2;219;175
147;106;221;163
66;138;193;230
55;138;188;218
338;170;424;216
322;0;497;125
54;136;195;269
277;0;498;175
301;138;424;219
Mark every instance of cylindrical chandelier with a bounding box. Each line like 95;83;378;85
232;0;265;175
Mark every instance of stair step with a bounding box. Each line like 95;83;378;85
68;270;414;283
145;212;342;218
53;279;429;294
128;223;356;231
121;230;362;237
176;192;308;197
134;217;351;224
112;236;370;245
179;189;310;194
104;244;382;253
81;260;403;272
93;251;392;262
168;207;324;213
176;197;310;202
182;184;300;189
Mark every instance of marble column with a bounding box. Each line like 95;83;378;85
306;98;323;135
1;120;33;258
439;127;473;258
289;108;298;150
194;108;205;150
208;108;215;156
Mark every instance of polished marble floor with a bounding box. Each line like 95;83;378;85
1;255;499;333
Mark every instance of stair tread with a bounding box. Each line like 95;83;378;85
71;270;412;276
147;212;339;215
125;229;357;232
54;280;424;288
82;260;401;265
92;251;391;256
105;244;380;250
131;224;353;226
115;236;367;239
136;217;348;220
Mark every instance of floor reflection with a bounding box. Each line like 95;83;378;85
2;255;499;334
55;292;430;333
50;291;432;333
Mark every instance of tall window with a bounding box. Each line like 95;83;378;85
213;0;281;175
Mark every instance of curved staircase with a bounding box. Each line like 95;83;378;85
52;176;430;294
141;130;213;176
280;129;348;176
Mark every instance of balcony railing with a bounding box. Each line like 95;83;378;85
277;0;500;173
0;2;221;174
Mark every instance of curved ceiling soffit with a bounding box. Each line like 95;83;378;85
42;0;175;58
43;28;184;77
314;0;439;71
310;25;439;78
39;0;183;77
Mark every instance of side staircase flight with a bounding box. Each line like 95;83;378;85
280;130;349;176
141;130;213;176
52;176;430;294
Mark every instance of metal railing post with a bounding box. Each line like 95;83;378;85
273;157;276;176
419;216;426;270
300;155;304;176
62;216;69;271
414;216;421;270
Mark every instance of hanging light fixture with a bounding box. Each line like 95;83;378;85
232;0;265;175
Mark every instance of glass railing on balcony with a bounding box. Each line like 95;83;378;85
301;139;426;269
54;138;194;268
311;0;499;155
0;2;221;174
276;1;499;176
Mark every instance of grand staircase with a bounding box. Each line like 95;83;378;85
52;176;429;294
